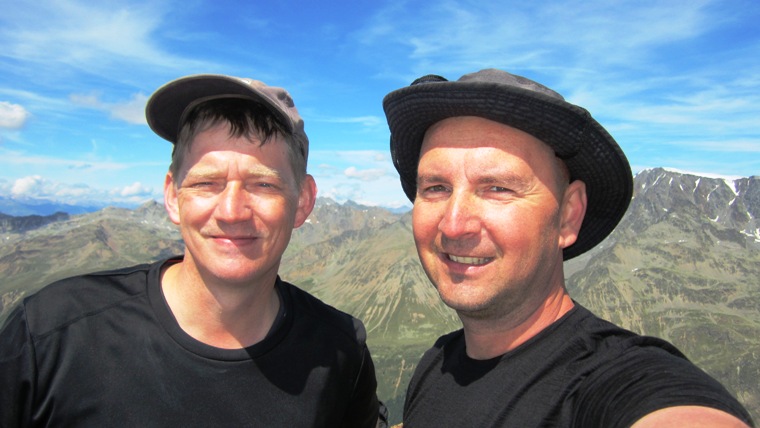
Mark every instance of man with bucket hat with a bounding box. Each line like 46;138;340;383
383;69;753;427
0;74;385;427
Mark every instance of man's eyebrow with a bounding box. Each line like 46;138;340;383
476;174;530;188
243;165;283;179
417;173;530;188
184;166;221;178
416;174;447;186
185;165;282;178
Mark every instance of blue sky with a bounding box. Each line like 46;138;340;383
1;0;758;210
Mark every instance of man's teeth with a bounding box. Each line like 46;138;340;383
448;255;491;265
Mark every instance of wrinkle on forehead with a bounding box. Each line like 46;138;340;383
182;162;282;182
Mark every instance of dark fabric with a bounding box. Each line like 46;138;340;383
0;258;381;427
403;304;754;428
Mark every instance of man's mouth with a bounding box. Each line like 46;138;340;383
447;254;493;265
210;234;258;245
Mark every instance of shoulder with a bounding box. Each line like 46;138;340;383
555;304;684;358
425;329;464;362
277;279;368;346
20;261;161;337
409;329;464;379
433;329;464;348
569;307;753;427
567;306;706;391
423;328;463;353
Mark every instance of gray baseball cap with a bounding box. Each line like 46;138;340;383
145;74;308;160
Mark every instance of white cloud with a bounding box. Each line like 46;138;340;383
318;115;383;127
5;175;157;205
118;181;153;197
358;0;759;176
70;92;148;125
1;149;130;172
10;175;92;200
364;0;716;65
308;150;409;208
667;139;760;153
344;166;387;181
316;175;410;209
68;92;102;108
311;150;392;176
55;183;96;198
11;175;45;195
0;0;217;90
2;2;163;68
336;150;391;164
110;93;149;125
0;101;30;129
317;181;364;203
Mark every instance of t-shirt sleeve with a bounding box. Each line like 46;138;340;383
0;305;36;428
573;340;754;427
340;342;384;428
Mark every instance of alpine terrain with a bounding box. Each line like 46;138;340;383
1;168;758;425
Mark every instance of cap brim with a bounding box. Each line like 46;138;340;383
145;74;294;144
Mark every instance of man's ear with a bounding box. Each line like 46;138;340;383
558;180;587;249
294;174;317;228
164;172;181;226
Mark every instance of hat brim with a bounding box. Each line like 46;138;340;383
383;80;632;260
145;74;294;144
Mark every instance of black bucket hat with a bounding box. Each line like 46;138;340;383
382;68;632;260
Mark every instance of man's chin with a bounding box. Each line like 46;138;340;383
438;290;490;315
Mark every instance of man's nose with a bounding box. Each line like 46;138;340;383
438;190;481;239
215;183;252;223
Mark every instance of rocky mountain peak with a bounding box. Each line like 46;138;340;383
630;168;759;245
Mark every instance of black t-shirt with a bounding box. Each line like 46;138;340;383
403;304;753;427
0;258;381;427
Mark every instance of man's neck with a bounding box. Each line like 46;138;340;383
160;261;281;349
460;288;575;360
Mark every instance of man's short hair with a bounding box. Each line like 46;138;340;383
170;98;308;187
145;74;310;188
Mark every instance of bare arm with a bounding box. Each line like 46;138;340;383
632;406;752;428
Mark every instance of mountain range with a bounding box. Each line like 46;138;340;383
0;195;130;217
1;168;758;425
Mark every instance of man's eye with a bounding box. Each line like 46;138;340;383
250;181;279;190
421;184;449;194
185;181;223;192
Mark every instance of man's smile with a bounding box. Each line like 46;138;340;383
446;254;494;266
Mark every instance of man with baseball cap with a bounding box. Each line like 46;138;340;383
1;74;385;427
383;69;753;427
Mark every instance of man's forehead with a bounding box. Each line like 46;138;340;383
176;143;292;184
421;116;555;157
